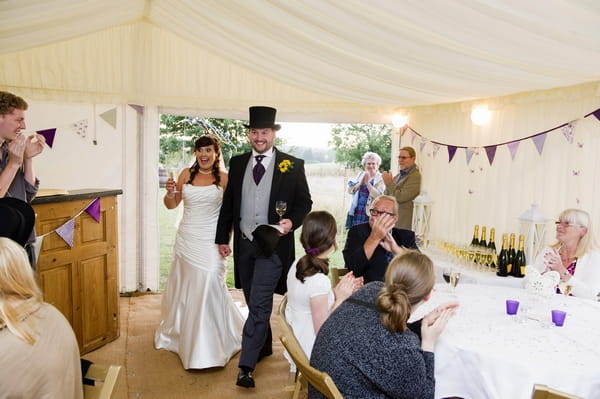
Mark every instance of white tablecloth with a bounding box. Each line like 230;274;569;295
414;284;600;399
423;250;524;289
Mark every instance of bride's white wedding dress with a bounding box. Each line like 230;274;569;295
154;183;244;369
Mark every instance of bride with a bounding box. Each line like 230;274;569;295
155;135;244;369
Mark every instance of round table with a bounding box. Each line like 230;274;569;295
413;283;600;399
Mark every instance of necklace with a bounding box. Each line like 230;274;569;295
198;169;212;175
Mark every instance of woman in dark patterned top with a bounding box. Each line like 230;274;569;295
309;251;458;399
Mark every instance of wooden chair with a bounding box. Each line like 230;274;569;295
83;364;122;399
330;267;350;287
277;295;343;399
531;384;582;399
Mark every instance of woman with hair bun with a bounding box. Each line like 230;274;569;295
310;251;458;399
285;211;363;359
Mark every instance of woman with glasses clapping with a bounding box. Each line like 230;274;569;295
532;209;600;299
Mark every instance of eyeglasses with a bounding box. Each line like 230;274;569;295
398;156;411;160
369;208;396;217
555;221;581;227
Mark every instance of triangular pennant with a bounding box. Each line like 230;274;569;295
465;148;475;164
55;219;75;247
561;121;576;144
410;131;416;145
484;145;497;166
85;198;101;222
72;119;88;137
592;108;600;121
531;133;547;155
32;234;45;266
507;141;520;160
419;138;427;153
36;128;56;148
447;146;458;163
99;108;117;129
128;104;144;114
432;143;441;158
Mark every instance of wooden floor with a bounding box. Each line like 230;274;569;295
84;291;293;398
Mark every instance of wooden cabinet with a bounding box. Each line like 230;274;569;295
32;189;121;355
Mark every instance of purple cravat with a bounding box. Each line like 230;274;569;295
253;155;266;185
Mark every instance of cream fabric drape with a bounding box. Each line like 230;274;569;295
2;0;600;120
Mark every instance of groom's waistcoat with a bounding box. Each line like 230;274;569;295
240;155;275;240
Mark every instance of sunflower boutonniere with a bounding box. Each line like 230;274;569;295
278;159;294;174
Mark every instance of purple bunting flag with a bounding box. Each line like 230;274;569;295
507;141;520;160
36;128;57;148
484;145;497;166
531;133;547;155
447;146;457;163
85;198;101;222
55;219;75;247
592;108;600;122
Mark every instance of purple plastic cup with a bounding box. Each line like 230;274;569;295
551;310;567;326
505;299;519;315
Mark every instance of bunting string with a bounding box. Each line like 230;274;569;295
35;198;101;251
404;107;600;165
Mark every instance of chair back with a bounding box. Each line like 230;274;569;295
280;335;343;399
83;364;122;399
278;295;342;399
531;384;582;399
330;267;350;287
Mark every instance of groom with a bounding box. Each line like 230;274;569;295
216;106;312;388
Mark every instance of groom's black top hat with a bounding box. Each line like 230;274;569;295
244;106;281;131
0;197;35;247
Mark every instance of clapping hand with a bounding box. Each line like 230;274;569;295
421;301;459;351
24;133;46;159
7;134;26;165
381;171;393;185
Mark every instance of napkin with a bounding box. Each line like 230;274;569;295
524;265;559;298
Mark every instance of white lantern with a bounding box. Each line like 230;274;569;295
412;192;433;248
518;204;551;264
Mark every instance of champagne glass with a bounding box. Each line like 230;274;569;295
275;201;287;221
450;271;461;292
442;267;452;292
169;169;179;194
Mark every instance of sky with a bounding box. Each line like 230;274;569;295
278;122;333;148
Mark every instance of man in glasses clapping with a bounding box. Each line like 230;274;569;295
343;195;419;283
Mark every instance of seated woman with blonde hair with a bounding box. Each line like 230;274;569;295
0;216;83;398
310;251;458;398
533;208;600;299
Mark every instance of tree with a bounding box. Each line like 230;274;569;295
159;115;252;167
330;124;392;170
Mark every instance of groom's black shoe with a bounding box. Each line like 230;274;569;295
236;369;255;388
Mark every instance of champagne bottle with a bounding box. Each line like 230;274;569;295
488;228;497;269
507;233;516;275
487;228;497;252
496;234;509;277
513;234;526;278
470;225;480;247
479;226;488;248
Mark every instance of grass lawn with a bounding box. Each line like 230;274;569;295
158;162;357;291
